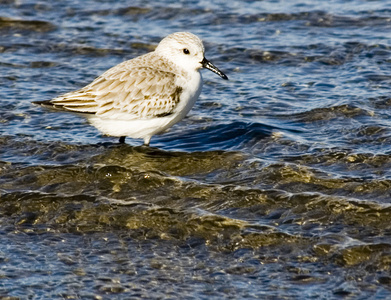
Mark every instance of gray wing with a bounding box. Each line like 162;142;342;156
39;66;182;119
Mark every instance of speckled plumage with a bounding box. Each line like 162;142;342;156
33;32;228;145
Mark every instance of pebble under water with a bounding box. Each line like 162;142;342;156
1;0;391;299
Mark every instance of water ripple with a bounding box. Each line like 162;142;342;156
1;0;391;298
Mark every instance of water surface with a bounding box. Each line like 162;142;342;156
1;0;391;299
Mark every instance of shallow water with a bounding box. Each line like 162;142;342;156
1;0;391;299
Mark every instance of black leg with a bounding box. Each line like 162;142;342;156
119;136;125;143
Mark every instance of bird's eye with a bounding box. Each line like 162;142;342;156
183;48;190;55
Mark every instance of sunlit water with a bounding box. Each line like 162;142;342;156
1;0;391;299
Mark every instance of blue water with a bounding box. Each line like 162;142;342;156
1;0;391;299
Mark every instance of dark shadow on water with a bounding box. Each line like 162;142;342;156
155;121;275;151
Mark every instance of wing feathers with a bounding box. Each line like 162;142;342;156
40;66;183;119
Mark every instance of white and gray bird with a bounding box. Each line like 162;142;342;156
33;32;228;145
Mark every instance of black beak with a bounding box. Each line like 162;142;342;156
201;57;228;80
